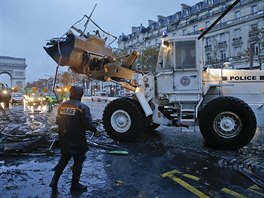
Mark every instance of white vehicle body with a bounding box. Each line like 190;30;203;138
92;92;108;102
102;35;263;149
152;35;264;128
202;68;264;127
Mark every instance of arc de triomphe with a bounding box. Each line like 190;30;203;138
0;56;27;88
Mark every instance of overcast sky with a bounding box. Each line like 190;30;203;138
0;0;197;85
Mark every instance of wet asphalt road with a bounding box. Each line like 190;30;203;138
0;100;264;198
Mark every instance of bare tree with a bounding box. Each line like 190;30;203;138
111;50;129;66
248;27;264;69
211;36;222;68
61;72;71;86
140;47;159;72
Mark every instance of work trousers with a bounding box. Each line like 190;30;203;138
48;104;53;112
54;152;86;183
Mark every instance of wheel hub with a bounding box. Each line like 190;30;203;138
214;111;242;138
111;110;131;133
117;117;126;126
220;118;235;131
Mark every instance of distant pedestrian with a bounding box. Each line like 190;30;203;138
49;86;98;193
46;96;53;112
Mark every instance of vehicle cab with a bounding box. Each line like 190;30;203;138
155;35;203;103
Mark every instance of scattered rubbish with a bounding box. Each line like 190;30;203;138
0;108;55;155
238;167;264;189
2;135;48;152
87;140;128;155
85;129;128;155
218;158;264;189
115;180;124;186
46;138;57;156
107;150;128;155
0;107;117;156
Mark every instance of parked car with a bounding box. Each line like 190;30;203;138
91;92;108;102
10;92;24;104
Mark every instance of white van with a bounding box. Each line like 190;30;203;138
91;92;108;102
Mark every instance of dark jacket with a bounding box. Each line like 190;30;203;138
56;86;96;155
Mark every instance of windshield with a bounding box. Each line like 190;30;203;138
12;93;23;97
175;41;196;69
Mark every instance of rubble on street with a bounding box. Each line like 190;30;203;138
0;104;263;198
0;107;53;154
0;105;127;157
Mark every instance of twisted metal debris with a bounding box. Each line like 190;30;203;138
0;107;125;156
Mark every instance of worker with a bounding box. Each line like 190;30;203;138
182;49;195;67
49;85;98;193
46;96;53;112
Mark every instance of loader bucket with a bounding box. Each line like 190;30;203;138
44;33;113;74
44;34;75;67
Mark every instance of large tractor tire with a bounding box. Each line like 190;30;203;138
102;98;145;141
199;97;256;150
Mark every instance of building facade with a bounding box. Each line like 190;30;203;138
0;56;27;88
118;0;264;69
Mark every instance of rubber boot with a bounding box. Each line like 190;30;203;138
70;181;87;192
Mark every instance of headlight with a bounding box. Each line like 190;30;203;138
3;90;8;94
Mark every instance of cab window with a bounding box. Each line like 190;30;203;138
175;41;196;69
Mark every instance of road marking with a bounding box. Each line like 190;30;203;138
161;169;182;177
248;185;264;197
183;173;200;181
221;188;247;198
162;170;264;198
162;170;208;198
170;175;209;198
161;169;199;181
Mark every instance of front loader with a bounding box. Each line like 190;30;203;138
44;1;264;149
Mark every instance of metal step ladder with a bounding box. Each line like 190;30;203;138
179;104;196;123
178;97;203;132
